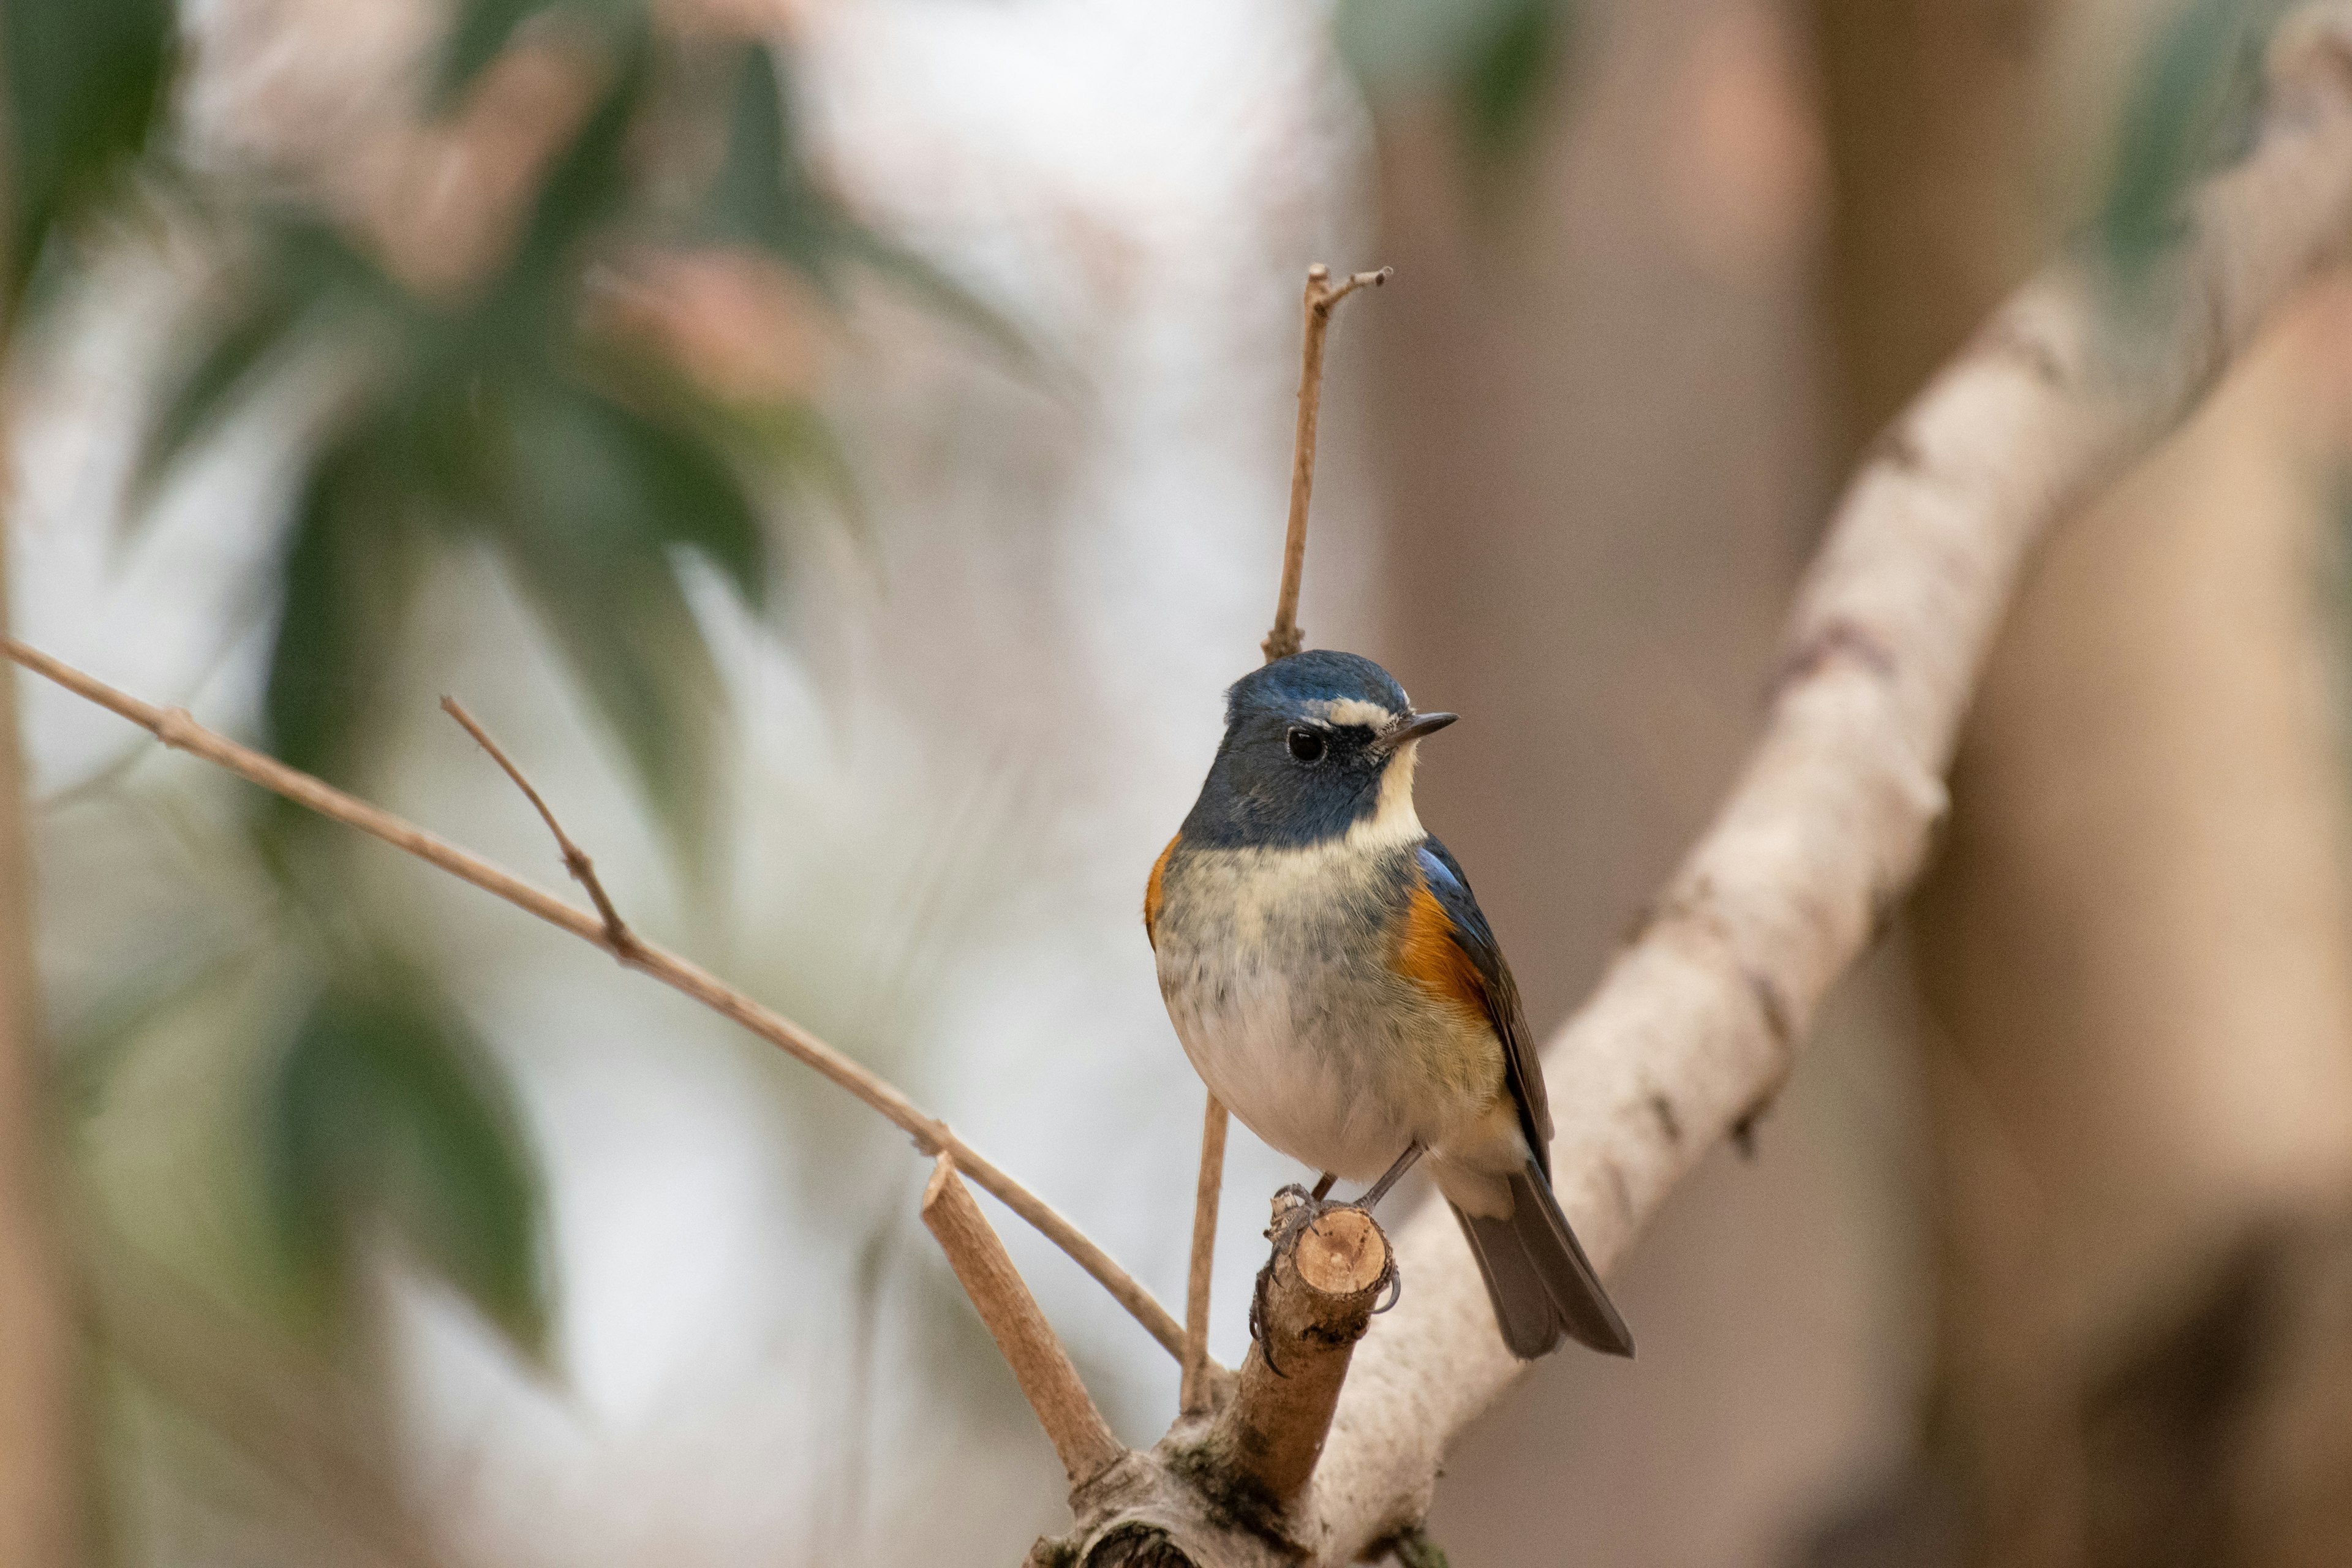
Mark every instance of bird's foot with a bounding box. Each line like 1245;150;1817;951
1256;1183;1405;1335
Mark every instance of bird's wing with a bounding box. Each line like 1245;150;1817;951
1412;837;1553;1176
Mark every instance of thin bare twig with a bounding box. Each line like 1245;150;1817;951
2;636;1192;1363
920;1154;1127;1490
1180;262;1390;1423
1178;1093;1229;1415
1262;264;1390;665
439;696;635;955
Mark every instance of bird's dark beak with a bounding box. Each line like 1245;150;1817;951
1373;710;1458;753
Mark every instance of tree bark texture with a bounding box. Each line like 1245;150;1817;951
1813;2;2352;1562
1284;13;2352;1560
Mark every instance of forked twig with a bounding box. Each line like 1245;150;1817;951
1262;263;1390;665
2;637;1193;1362
439;696;635;955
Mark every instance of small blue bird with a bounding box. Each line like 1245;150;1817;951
1145;650;1632;1359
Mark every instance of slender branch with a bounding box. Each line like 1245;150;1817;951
921;1155;1128;1490
439;697;635;954
1178;260;1392;1424
1;636;1193;1363
1178;1095;1229;1415
1262;263;1390;664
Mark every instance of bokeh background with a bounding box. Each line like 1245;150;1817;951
7;0;2352;1564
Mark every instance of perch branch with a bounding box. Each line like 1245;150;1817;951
921;1155;1127;1491
1;637;1193;1363
1052;7;2352;1562
1039;1190;1392;1564
1207;1193;1390;1507
1182;262;1392;1425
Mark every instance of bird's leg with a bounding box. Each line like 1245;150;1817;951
1310;1172;1337;1202
1357;1142;1425;1212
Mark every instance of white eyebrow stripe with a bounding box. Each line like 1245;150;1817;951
1317;697;1396;728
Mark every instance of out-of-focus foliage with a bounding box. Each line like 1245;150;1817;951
435;0;638;104
1336;0;1577;165
9;0;1008;1371
266;974;549;1358
146;29;786;855
2100;0;2293;279
0;0;175;318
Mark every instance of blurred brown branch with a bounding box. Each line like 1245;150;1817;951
84;1220;459;1568
0;488;84;1568
1042;7;2352;1563
0;638;1194;1365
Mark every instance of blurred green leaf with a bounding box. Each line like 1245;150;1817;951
501;537;725;864
698;43;1027;361
434;0;643;107
135;281;309;508
1337;0;1575;165
1391;1529;1452;1568
134;213;398;511
1;0;175;314
701;43;832;274
491;377;753;858
1453;0;1563;162
265;976;550;1359
263;426;420;790
2100;0;2289;279
496;31;649;309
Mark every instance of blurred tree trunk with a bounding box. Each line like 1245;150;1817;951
0;522;80;1566
1812;2;2352;1564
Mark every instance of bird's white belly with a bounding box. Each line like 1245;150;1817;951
1153;841;1506;1184
1166;957;1413;1182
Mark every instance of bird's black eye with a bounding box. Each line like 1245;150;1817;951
1286;726;1327;763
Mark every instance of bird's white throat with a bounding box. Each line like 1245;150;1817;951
1347;737;1425;852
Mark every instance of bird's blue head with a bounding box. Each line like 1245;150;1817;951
1178;650;1458;851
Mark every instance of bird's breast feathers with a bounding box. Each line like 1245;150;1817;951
1148;828;1513;1182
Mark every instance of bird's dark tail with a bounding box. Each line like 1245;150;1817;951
1452;1159;1634;1359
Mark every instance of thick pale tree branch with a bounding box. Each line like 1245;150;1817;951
0;639;1193;1363
1047;7;2352;1563
1298;13;2352;1561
